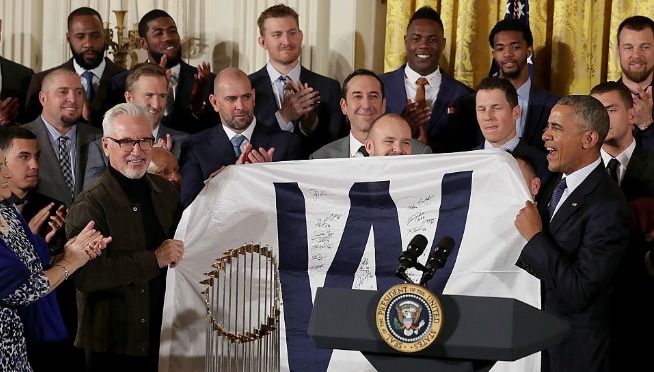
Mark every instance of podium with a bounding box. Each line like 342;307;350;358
308;287;569;372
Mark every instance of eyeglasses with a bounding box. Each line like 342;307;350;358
106;137;156;152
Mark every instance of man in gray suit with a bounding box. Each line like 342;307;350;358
84;63;187;187
23;68;101;207
310;69;431;159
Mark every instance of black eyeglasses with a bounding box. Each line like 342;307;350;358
106;137;156;152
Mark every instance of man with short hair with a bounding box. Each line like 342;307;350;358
148;147;181;193
84;62;187;187
617;15;654;152
107;9;215;134
512;151;541;199
249;4;345;158
24;7;125;127
0;18;35;125
310;69;431;159
364;113;413;156
514;95;630;372
179;67;300;207
379;6;473;152
23;68;102;207
66;103;184;372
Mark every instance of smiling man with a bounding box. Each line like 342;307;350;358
364;113;413;156
24;7;125;127
379;6;472;152
514;95;630;372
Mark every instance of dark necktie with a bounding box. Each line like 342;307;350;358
415;77;428;107
277;75;288;106
358;145;369;157
547;177;567;219
81;70;95;101
231;135;246;157
606;158;620;184
58;136;74;195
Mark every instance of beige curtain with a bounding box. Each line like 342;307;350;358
384;0;654;97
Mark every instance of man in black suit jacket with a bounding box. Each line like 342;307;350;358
379;6;473;153
591;82;654;371
24;7;125;128
249;4;344;159
0;19;35;125
179;67;300;208
515;95;630;372
106;9;215;135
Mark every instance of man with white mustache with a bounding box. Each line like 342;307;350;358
23;68;101;207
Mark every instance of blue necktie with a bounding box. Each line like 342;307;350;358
606;158;620;184
81;71;95;101
547;178;567;218
58;136;74;196
231;135;246;157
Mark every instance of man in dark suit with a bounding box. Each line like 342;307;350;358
249;4;345;159
515;95;630;372
24;7;125;128
310;69;431;159
106;9;215;135
23;69;101;207
617;16;654;152
84;63;187;187
180;67;301;208
0;18;34;125
473;76;549;181
379;6;473;153
590;81;654;371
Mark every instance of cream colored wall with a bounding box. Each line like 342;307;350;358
0;0;387;85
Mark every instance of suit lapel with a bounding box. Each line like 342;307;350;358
208;126;237;164
523;86;545;144
30;119;71;203
252;66;279;122
548;165;603;234
429;70;452;130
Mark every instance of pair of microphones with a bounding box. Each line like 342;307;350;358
396;234;455;286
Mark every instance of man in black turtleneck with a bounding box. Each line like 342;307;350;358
65;102;184;372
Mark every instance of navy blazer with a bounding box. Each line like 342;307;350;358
106;60;216;134
517;164;630;372
179;121;301;208
0;56;34;124
379;66;473;153
249;65;346;159
522;86;559;151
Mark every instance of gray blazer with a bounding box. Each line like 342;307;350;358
23;116;102;206
309;135;432;159
83;124;187;188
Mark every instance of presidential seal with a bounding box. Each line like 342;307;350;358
376;283;443;352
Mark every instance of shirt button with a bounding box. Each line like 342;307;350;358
141;318;145;323
133;206;138;212
140;289;145;294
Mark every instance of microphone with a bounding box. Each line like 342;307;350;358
396;234;429;283
419;237;455;286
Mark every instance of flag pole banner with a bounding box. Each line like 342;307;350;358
160;150;541;372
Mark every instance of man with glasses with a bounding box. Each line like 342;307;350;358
66;102;183;372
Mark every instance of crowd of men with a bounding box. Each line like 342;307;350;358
0;4;653;372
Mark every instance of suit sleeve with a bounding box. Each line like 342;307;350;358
83;141;107;188
23;73;44;123
179;141;207;208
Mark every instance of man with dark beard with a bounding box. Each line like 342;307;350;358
23;69;102;207
24;7;125;128
106;9;215;135
618;16;654;152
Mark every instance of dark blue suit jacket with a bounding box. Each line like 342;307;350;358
522;86;559;152
106;60;216;134
517;164;629;372
0;56;34;124
379;66;473;153
179;121;301;208
249;65;345;159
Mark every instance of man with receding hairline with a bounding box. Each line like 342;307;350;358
148;147;181;192
364;113;413;156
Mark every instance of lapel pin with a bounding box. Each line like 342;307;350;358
572;203;578;207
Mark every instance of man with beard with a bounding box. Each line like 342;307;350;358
23;69;101;207
66;103;184;372
106;9;215;135
83;63;188;187
249;4;345;158
617;16;654;152
24;7;125;127
379;6;473;153
0;18;34;125
179;67;301;208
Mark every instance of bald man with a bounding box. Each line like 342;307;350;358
179;67;301;207
148;147;182;192
364;113;413;156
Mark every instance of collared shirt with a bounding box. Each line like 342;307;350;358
267;62;302;132
600;138;636;185
222;118;257;149
167;63;182;101
404;65;442;111
42;115;78;187
516;78;531;138
348;132;366;158
551;157;602;218
484;134;520;151
73;58;107;94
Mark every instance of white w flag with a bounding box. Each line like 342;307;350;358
159;150;541;372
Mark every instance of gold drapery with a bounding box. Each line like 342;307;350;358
384;0;654;97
